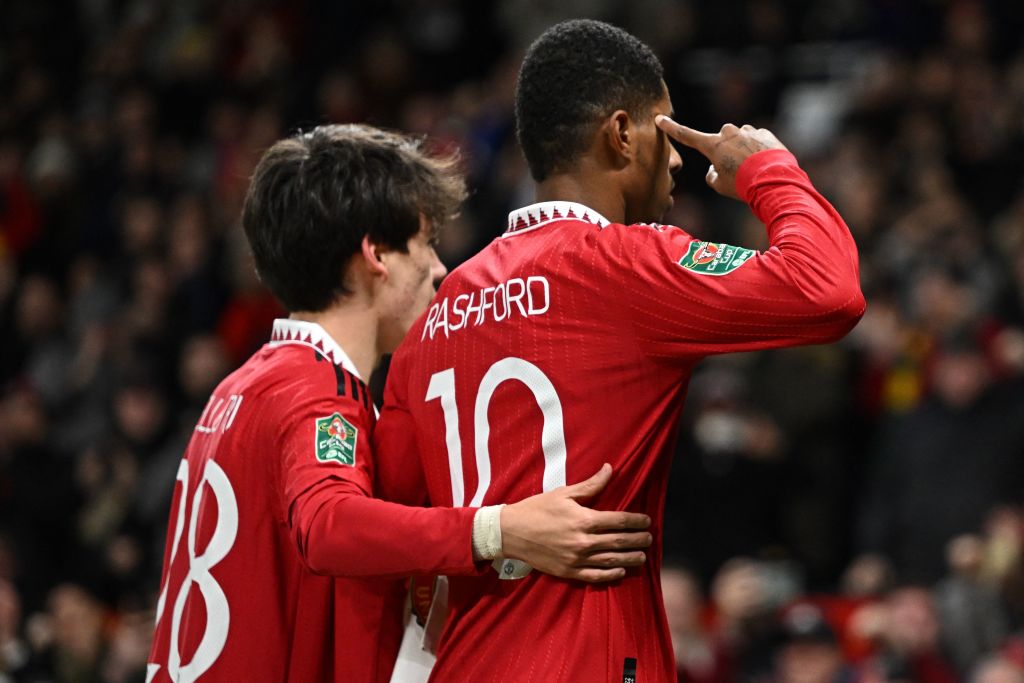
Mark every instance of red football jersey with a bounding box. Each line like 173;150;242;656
374;150;865;682
147;319;478;683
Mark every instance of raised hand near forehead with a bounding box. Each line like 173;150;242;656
655;116;787;200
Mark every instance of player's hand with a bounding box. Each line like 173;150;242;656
655;116;787;199
498;463;652;583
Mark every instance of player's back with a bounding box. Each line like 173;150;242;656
148;336;403;682
386;156;864;682
390;203;693;682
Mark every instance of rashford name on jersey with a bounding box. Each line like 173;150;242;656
420;275;551;341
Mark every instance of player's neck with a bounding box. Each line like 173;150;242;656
288;305;378;381
534;171;625;225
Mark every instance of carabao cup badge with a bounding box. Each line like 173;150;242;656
678;241;755;276
315;413;357;465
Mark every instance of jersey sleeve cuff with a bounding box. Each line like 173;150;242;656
736;149;800;203
471;505;505;561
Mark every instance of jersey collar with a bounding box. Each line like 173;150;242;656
505;201;610;237
270;318;364;380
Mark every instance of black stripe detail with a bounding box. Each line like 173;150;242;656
348;373;359;404
622;658;637;683
321;355;371;408
332;364;347;397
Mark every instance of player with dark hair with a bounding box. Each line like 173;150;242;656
375;19;865;682
515;18;665;185
146;124;653;683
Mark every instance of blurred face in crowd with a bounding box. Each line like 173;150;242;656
661;567;704;636
49;584;104;662
841;553;894;597
932;349;990;409
15;275;61;340
712;558;768;622
775;640;843;683
179;335;230;401
114;384;167;444
885;587;940;655
972;658;1024;683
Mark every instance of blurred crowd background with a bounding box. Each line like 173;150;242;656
2;0;1024;681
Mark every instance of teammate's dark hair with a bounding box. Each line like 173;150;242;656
242;124;466;312
515;19;665;182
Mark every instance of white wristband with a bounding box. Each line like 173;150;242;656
471;505;505;561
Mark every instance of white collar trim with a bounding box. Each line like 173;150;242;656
270;318;363;380
505;201;610;237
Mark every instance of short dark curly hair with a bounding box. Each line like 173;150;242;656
515;19;665;182
242;124;466;312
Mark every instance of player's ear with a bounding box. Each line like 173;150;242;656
601;110;633;169
360;235;389;281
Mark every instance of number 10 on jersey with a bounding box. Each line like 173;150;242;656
425;357;568;507
426;357;568;579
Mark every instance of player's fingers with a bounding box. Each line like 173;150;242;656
705;164;718;189
579;551;647;568
655;115;717;154
579;531;653;551
583;510;651;532
570;567;628;583
720;122;740;137
562;462;612;501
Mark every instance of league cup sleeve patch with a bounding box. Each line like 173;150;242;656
678;241;756;276
314;413;358;466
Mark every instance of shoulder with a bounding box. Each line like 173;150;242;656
601;220;688;239
250;344;374;419
587;220;696;263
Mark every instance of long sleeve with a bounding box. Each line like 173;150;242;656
600;149;865;362
272;363;479;579
291;477;478;578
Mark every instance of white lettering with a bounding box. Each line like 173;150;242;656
527;276;550;315
506;278;527;317
208;399;229;432
451;293;470;332
422;303;440;341
222;396;243;431
195;395;244;433
196;398;224;433
478;287;495;325
419;274;552;343
434;298;449;339
464;291;482;326
195;397;217;432
493;283;508;321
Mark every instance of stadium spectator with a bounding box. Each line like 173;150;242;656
662;565;732;683
861;586;958;683
857;342;1024;582
773;602;854;683
935;534;1009;675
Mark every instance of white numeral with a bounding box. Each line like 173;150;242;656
150;460;238;682
426;357;567;504
426;369;465;506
